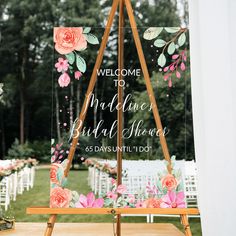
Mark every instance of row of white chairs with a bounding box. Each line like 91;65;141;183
0;166;35;211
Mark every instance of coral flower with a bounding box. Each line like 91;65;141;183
161;174;178;190
161;191;186;208
54;27;87;54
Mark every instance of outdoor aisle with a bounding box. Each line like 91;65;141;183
1;223;184;236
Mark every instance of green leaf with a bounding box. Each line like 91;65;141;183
76;54;86;73
154;39;166;48
65;52;75;64
164;27;180;33
178;33;186;47
157;53;166;67
167;42;176;55
143;27;163;40
84;33;99;45
83;27;91;34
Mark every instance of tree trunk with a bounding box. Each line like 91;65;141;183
55;83;61;142
0;109;5;159
94;82;98;128
76;82;81;117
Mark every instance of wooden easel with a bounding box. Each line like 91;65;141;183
27;0;200;235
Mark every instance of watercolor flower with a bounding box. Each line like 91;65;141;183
145;198;162;208
50;187;72;208
55;58;69;72
74;71;82;80
75;192;104;208
135;200;146;208
161;174;178;190
58;72;71;87
128;194;135;204
54;27;87;54
117;184;127;194
106;191;118;200
50;163;60;185
161;191;186;208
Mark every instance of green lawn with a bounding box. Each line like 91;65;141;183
5;168;202;235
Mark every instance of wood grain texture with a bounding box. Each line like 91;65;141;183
0;223;184;236
27;207;200;215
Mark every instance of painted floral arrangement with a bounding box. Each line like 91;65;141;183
143;27;188;88
54;27;99;87
50;154;186;209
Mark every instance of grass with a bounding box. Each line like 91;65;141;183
5;168;202;235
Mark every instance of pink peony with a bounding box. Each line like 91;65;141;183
50;187;72;208
111;178;116;186
135;200;146;208
75;71;82;80
161;174;178;190
75;192;104;208
161;191;186;208
107;191;117;200
58;72;70;87
116;184;127;194
55;58;69;72
54;27;87;54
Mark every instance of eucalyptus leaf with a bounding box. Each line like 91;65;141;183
76;54;86;73
164;27;180;33
167;42;176;55
154;39;166;48
143;27;163;40
83;27;91;34
157;53;166;67
65;52;75;64
178;33;186;47
84;33;99;45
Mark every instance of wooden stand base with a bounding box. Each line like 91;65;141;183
27;207;199;236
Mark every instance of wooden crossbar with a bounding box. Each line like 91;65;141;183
27;207;199;215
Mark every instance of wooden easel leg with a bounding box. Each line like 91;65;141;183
117;0;124;236
64;0;120;177
44;214;57;236
180;214;192;236
124;0;172;172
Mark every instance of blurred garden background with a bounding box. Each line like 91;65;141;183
0;0;201;235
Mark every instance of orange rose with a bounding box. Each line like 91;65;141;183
145;198;162;208
161;174;178;190
50;187;72;208
50;163;60;184
54;27;87;54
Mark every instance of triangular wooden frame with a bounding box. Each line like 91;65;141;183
27;1;200;236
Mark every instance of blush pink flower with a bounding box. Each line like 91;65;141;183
54;27;87;54
75;192;104;208
50;187;72;208
116;184;127;194
135;200;146;208
111;178;116;186
58;72;70;87
161;191;186;208
55;58;69;72
128;194;135;204
107;191;117;200
74;71;82;80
